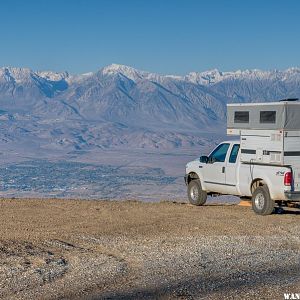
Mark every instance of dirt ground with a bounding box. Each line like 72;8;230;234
0;198;299;299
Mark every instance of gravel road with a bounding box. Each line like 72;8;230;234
0;198;299;299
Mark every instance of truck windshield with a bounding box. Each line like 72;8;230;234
209;143;230;162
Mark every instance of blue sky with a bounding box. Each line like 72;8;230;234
0;0;299;74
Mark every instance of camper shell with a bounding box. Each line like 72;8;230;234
227;100;300;166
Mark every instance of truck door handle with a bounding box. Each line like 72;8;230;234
222;167;225;173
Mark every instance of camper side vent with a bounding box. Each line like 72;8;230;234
270;152;282;163
271;134;281;141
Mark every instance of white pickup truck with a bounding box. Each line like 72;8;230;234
184;140;300;215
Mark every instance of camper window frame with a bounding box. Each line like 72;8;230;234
234;111;249;124
260;111;276;124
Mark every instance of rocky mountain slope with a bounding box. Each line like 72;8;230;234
1;64;300;152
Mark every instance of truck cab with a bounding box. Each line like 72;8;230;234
199;141;240;195
185;141;240;197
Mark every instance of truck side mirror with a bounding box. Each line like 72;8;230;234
200;155;208;163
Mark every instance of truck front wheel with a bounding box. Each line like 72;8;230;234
251;185;274;215
187;180;207;206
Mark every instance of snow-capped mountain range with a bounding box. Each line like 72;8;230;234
1;64;300;152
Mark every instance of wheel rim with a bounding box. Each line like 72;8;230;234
190;185;199;201
254;192;265;210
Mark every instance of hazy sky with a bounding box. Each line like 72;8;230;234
1;0;300;74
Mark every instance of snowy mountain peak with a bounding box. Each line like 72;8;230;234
0;67;32;83
101;63;148;81
184;67;300;86
102;63;131;72
285;67;300;74
37;71;69;82
185;69;223;85
0;67;71;85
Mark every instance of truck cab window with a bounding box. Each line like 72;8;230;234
229;144;240;163
209;143;230;162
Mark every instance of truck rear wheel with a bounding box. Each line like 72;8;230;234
187;180;207;206
251;185;274;215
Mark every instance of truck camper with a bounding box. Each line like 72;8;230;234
185;99;300;215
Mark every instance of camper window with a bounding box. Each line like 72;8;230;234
260;111;276;124
234;111;249;123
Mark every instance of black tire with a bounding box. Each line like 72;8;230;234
187;180;207;206
251;185;274;215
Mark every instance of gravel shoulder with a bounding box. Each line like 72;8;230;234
0;198;299;299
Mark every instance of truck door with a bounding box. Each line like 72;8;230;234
202;143;230;193
224;144;240;194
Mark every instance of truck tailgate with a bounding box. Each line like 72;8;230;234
293;166;300;191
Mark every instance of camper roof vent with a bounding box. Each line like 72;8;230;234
279;98;299;102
